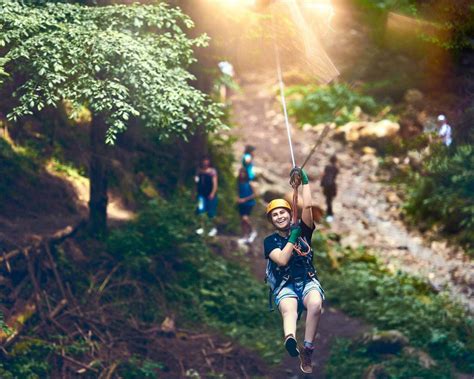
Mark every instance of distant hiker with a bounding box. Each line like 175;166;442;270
320;155;339;222
436;114;452;147
237;167;257;244
242;145;256;181
218;61;235;103
195;155;218;237
263;168;324;375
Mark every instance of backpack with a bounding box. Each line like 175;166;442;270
265;259;289;312
264;259;279;292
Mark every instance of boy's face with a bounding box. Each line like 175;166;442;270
270;208;291;230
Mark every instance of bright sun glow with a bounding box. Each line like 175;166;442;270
219;0;256;6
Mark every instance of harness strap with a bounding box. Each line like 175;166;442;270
268;274;290;312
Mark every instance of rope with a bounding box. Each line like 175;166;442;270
301;124;330;169
272;16;296;168
289;168;311;257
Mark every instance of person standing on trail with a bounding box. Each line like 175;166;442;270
263;168;324;375
320;155;339;223
195;156;218;237
436;114;453;147
217;61;235;104
242;145;256;181
237;167;258;244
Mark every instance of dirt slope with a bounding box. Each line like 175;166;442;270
227;68;473;376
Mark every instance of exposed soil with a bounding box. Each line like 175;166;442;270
227;65;473;376
229;69;473;314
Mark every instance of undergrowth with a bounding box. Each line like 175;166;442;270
286;83;378;126
403;144;474;255
313;232;474;375
326;338;452;379
107;196;282;363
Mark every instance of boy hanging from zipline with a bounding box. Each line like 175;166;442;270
263;167;324;374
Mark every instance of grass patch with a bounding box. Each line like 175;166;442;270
286;83;379;126
313;232;474;375
106;196;283;363
327;338;452;379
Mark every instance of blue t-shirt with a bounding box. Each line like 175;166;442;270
263;221;315;281
242;153;255;181
238;181;256;206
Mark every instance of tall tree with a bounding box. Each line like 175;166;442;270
0;1;222;234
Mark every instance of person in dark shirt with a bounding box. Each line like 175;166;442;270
263;168;324;374
320;155;339;222
195;156;218;236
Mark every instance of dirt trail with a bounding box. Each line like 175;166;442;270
228;72;371;378
228;69;473;376
229;71;473;314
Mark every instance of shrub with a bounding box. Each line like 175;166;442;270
327;338;453;379
0;339;53;379
107;197;282;363
313;233;474;373
286;83;378;126
403;144;474;254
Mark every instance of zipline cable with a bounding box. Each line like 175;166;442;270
272;16;296;168
301;124;330;169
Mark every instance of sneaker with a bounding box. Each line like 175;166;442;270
237;237;248;246
196;227;204;235
247;230;258;243
208;227;217;237
299;347;313;374
284;334;300;357
326;215;334;223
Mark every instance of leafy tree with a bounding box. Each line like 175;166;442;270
0;1;222;234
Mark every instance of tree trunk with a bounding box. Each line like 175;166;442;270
88;115;109;236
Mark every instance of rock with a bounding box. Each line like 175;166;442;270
160;316;176;337
362;146;377;155
403;347;437;369
359;120;400;139
386;191;399;203
360;330;409;355
336;120;400;144
404;89;424;106
363;364;389;379
407;150;423;170
302;123;313;132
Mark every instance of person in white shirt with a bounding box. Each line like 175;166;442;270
437;114;452;147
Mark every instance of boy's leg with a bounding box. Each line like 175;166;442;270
303;290;323;343
279;297;298;338
279;297;299;357
299;290;323;373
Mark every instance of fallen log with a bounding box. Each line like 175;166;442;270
0;220;85;265
0;296;37;348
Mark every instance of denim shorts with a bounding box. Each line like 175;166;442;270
274;278;325;308
197;195;218;218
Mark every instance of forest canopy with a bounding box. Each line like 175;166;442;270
0;0;223;144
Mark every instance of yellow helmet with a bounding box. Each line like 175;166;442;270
266;199;292;218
